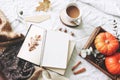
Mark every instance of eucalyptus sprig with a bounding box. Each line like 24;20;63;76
112;20;120;41
80;47;105;66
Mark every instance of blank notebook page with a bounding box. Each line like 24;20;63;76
41;31;69;69
17;26;45;65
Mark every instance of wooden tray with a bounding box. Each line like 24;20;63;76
81;26;120;80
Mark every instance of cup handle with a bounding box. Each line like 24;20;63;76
73;17;81;25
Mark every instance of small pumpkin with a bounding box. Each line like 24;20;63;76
105;53;120;75
94;32;119;56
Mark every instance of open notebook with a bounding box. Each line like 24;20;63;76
17;25;69;69
47;40;75;75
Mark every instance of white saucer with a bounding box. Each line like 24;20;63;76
59;9;78;27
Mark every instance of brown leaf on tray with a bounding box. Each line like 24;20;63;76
36;0;51;12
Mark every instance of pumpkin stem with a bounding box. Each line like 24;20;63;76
105;40;109;44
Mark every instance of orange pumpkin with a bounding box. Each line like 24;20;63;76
94;32;119;56
105;53;120;75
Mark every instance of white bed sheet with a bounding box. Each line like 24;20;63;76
1;0;120;80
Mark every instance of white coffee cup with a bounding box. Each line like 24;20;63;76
65;3;81;25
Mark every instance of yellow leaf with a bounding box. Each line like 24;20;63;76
36;0;50;12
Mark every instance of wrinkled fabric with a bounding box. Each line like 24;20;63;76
29;67;69;80
1;0;120;80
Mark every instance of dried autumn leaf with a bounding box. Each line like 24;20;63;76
36;0;50;12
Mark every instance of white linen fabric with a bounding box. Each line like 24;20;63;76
1;0;120;80
79;0;120;17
